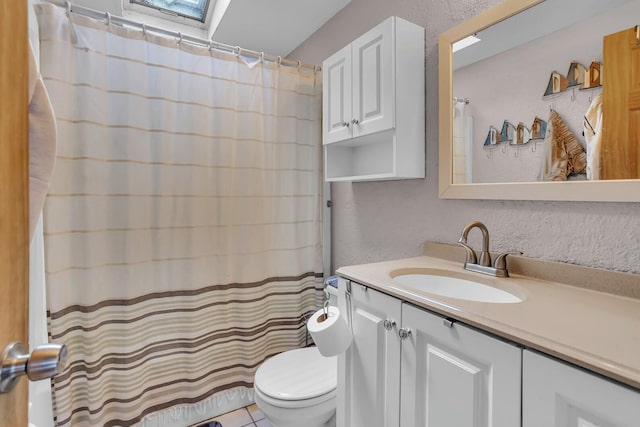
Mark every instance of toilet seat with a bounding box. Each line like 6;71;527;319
254;347;337;406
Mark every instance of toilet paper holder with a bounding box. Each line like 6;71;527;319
317;300;330;323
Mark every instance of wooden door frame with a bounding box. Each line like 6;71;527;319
0;0;30;425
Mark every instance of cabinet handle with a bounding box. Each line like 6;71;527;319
351;118;360;125
383;319;396;331
398;328;412;339
342;121;350;128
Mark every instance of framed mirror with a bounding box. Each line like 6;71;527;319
439;0;640;201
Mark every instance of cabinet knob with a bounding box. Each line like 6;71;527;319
398;328;412;339
351;118;360;125
342;121;350;128
383;319;396;331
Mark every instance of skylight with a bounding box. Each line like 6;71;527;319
130;0;211;22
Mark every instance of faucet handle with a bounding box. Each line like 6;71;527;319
493;251;523;272
457;242;477;265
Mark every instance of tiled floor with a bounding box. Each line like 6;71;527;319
192;404;272;427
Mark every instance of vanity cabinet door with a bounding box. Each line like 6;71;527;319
400;304;521;427
350;17;395;138
322;44;352;144
523;350;640;427
337;279;401;427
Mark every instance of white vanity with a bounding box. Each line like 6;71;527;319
335;244;640;427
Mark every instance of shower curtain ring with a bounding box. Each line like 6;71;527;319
141;23;147;38
177;32;183;46
65;0;72;16
297;60;302;71
277;56;282;66
105;12;111;27
259;52;265;63
235;46;241;56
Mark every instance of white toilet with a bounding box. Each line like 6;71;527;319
253;347;337;427
253;286;339;427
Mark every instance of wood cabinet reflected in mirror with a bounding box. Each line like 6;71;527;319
439;0;640;201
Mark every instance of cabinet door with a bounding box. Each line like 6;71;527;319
337;280;401;427
523;350;640;427
401;304;521;427
351;17;395;138
322;44;352;144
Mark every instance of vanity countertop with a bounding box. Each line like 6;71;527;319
336;250;640;389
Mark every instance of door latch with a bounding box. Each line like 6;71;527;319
0;342;68;393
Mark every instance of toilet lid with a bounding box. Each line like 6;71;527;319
254;347;337;401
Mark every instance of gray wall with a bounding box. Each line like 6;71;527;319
289;0;640;276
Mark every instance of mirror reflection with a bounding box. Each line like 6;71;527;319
452;0;640;184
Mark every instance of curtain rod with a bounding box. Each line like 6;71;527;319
46;0;321;73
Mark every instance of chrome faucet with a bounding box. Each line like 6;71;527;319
458;221;520;277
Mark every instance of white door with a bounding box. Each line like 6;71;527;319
351;17;395;138
322;44;352;144
337;280;401;427
0;0;30;424
523;350;640;427
400;304;521;427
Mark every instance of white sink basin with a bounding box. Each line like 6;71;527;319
392;271;523;303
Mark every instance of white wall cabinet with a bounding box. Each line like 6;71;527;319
322;16;425;182
337;279;402;427
523;350;640;427
401;304;521;427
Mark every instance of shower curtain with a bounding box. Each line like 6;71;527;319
36;4;323;426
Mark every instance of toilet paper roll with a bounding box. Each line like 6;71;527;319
307;305;352;357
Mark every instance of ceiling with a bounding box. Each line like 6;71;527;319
72;0;351;57
211;0;351;57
